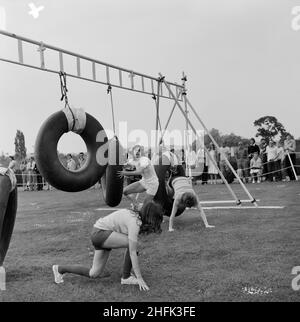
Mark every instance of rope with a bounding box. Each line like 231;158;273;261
59;71;76;131
107;84;116;134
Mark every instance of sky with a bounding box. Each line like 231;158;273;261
0;0;300;155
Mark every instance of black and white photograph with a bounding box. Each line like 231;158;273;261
0;0;299;307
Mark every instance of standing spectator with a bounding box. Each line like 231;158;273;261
259;138;268;181
266;141;278;182
179;148;186;169
78;152;86;169
248;138;260;160
206;143;218;184
219;143;230;176
34;162;43;191
20;159;27;190
284;134;297;181
250;152;262;183
26;156;36;191
234;142;248;183
66;154;77;171
8;156;16;172
274;141;285;181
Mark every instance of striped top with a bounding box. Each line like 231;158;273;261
172;177;194;200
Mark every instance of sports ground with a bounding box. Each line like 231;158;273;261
0;181;299;302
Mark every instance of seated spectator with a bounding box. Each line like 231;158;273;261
250;152;262;183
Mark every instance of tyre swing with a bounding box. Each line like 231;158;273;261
0;168;17;289
100;85;125;207
151;78;185;217
35;72;108;192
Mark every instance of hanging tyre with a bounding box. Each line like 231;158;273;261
35;108;108;192
153;155;186;217
0;169;17;266
101;137;125;207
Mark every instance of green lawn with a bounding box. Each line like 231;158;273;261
0;181;299;302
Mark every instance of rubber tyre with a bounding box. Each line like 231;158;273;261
35;110;108;192
0;175;17;266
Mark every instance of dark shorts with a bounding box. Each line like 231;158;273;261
91;227;113;251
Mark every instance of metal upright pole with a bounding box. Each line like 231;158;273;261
160;73;243;205
182;73;191;176
183;95;258;206
154;80;161;151
287;152;298;181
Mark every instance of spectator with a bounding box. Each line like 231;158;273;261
34;162;43;191
274;141;285;181
201;153;208;185
250;151;262;183
284;134;297;181
179;148;186;169
26;156;36;191
20;159;27;190
248;138;260;160
66;154;77;171
266;141;278;182
259;138;268;181
186;148;197;177
219;143;230;176
234;141;248;183
8;156;16;172
78;152;86;169
206;143;218;184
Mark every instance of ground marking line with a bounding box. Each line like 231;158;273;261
95;205;284;211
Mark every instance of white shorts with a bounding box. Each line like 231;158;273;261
139;178;159;196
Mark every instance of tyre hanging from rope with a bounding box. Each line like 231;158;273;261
153;154;186;217
101;136;125;207
35;107;108;192
0;168;17;267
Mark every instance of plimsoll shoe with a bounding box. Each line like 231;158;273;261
52;265;64;284
121;275;139;285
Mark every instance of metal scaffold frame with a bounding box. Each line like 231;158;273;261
0;30;183;100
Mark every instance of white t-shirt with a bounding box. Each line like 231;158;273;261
94;209;141;242
130;156;158;185
266;146;277;161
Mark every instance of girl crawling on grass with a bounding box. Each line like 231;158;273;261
52;201;163;291
166;165;215;232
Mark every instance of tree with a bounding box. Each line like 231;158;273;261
14;130;27;161
222;133;249;147
204;128;222;147
254;116;287;143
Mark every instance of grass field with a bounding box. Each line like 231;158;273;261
0;181;299;302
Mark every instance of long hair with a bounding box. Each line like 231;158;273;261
136;201;163;235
